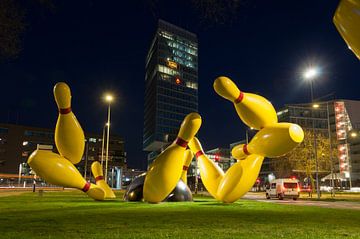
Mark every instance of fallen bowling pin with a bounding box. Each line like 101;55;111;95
189;137;224;199
91;161;116;199
213;76;278;130
143;112;202;203
218;154;264;203
28;149;105;201
180;150;194;185
54;82;85;164
232;122;304;160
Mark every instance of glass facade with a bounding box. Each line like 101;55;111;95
143;20;198;164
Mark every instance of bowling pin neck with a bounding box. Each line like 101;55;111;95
234;92;245;104
243;144;251;155
194;150;205;160
95;176;104;182
213;76;241;102
177;113;202;142
82;182;91;192
174;137;188;148
54;82;72;109
59;107;72;114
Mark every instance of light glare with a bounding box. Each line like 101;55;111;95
303;67;319;80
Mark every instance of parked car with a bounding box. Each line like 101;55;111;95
266;178;300;200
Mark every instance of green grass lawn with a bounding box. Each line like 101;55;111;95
0;191;359;239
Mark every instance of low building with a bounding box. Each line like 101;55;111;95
0;123;126;188
276;100;360;187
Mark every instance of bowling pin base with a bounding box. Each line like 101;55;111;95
86;185;106;201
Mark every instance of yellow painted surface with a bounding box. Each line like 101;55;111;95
333;0;360;60
54;82;85;165
180;150;194;185
232;123;304;159
91;161;116;199
143;113;202;203
214;76;277;130
28;150;105;200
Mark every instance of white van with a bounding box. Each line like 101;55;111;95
266;178;300;200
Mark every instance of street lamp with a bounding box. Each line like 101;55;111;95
303;67;319;101
104;93;114;183
100;123;109;168
303;66;321;199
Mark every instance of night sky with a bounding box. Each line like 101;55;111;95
0;0;359;170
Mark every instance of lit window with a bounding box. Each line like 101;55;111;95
89;138;97;143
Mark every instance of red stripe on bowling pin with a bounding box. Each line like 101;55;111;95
243;144;250;155
82;182;91;192
183;165;189;171
95;176;104;182
59;107;72;114
234;92;244;104
195;150;204;159
175;137;188;148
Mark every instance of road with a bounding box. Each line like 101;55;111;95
244;192;360;210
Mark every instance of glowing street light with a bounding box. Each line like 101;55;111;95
302;65;321;199
103;93;114;183
303;67;319;80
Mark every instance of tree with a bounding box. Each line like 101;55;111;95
0;0;25;61
0;0;55;62
271;129;337;192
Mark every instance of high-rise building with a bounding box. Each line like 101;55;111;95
276;100;360;187
143;20;198;165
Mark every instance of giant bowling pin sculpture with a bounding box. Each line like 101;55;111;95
143;113;202;203
180;150;194;185
54;82;85;164
91;161;116;199
189;76;304;203
28;149;105;200
27;82;105;200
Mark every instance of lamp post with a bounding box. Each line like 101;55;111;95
304;67;321;199
100;123;107;168
104;94;113;183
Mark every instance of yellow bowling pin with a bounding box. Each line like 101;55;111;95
91;161;116;199
333;0;360;60
54;82;85;164
180;150;194;185
189;137;224;199
218;154;264;203
213;76;278;130
143;113;202;203
28;149;105;200
232;123;304;160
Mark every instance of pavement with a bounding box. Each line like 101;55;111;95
243;192;360;210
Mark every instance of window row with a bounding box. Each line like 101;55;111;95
24;130;54;139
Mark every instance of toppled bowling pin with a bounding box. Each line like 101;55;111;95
213;76;277;130
189;137;224;199
91;161;116;199
189;137;264;203
232;123;304;160
54;82;85;164
143;113;202;203
180;150;194;185
28;149;105;200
